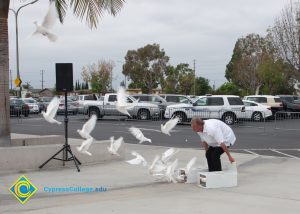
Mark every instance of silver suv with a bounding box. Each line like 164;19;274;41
164;95;245;125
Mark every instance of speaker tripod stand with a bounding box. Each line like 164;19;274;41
39;90;81;172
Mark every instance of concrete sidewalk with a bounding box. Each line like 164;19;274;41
0;139;299;214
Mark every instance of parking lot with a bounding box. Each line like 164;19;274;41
10;113;300;159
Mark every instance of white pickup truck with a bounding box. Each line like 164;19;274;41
76;94;100;114
83;93;161;120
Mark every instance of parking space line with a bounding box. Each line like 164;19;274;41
270;149;299;159
243;149;260;156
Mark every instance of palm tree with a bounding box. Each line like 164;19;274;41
0;0;125;146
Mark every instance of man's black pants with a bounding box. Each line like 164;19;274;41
206;146;224;172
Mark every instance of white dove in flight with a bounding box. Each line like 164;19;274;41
33;1;58;42
160;148;179;164
77;115;97;139
41;96;61;125
164;159;179;183
161;117;179;136
126;151;147;166
129;127;152;144
116;87;138;116
76;138;94;156
149;155;167;175
108;136;123;156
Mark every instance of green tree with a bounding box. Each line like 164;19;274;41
225;34;268;94
128;82;145;89
216;82;242;96
177;63;194;95
194;77;212;95
123;44;169;93
0;0;124;146
258;55;295;94
81;60;114;95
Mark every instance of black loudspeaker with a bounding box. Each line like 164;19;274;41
56;63;74;92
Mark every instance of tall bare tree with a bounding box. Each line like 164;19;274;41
0;0;124;146
81;60;115;95
270;1;300;78
225;34;266;94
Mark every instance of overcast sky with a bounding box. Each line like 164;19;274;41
8;0;290;90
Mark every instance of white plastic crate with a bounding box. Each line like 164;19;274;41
176;167;208;184
197;163;238;188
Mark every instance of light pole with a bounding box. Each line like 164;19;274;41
9;0;39;97
193;59;196;96
116;60;126;88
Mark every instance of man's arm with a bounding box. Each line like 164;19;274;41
201;141;208;151
220;143;235;163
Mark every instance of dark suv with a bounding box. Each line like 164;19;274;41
278;95;300;112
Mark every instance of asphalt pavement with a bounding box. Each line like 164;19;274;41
10;114;300;158
0;143;299;214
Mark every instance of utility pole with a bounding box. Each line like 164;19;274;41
193;59;196;96
9;70;12;90
40;70;45;89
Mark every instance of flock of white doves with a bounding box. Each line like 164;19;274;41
41;87;198;183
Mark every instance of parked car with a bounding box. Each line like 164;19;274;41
243;95;283;114
242;100;272;121
57;97;79;115
38;97;53;111
21;98;40;114
159;94;192;104
85;93;161;120
164;95;245;125
277;95;300;112
10;98;29;117
131;94;174;118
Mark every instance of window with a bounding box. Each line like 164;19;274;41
208;97;224;106
228;97;243;105
166;96;179;102
274;98;282;103
243;101;251;107
84;94;97;101
108;95;117;102
135;96;149;101
195;97;208;106
247;97;267;103
179;97;190;104
151;96;164;102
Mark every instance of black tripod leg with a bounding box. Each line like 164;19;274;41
74;156;82;165
39;146;65;169
66;146;80;172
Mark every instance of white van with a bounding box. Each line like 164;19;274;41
243;95;283;114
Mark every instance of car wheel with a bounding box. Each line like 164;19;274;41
252;112;262;121
173;112;187;123
88;108;99;118
222;113;236;125
137;109;150;120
